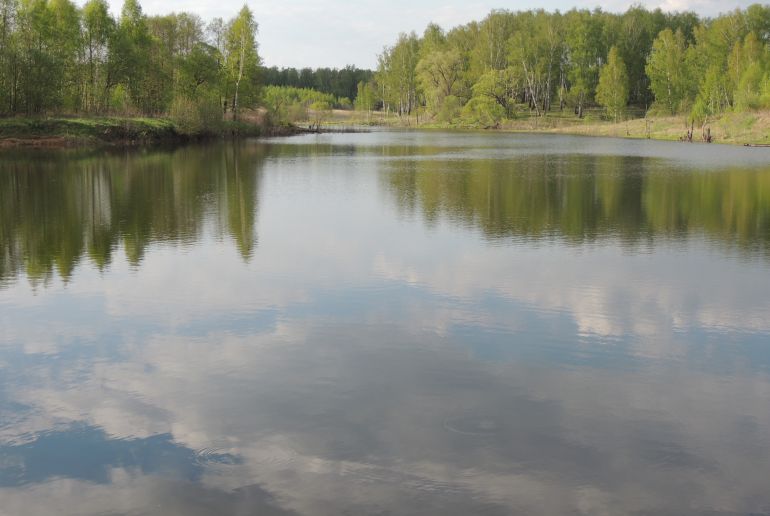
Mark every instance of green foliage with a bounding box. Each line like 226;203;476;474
109;84;134;114
355;81;376;111
564;9;604;117
376;32;420;115
4;0;770;127
0;0;263;127
262;85;341;123
596;47;629;122
170;96;202;134
730;32;768;112
372;4;770;124
417;49;464;113
224;5;261;119
471;68;519;118
262;65;373;101
646;29;694;115
691;65;731;123
437;95;461;123
460;96;505;127
170;92;222;135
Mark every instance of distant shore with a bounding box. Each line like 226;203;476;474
4;110;770;149
316;109;770;147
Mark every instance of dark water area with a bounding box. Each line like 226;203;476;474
1;131;770;515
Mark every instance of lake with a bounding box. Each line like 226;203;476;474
1;131;770;515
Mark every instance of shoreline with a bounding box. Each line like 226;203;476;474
3;112;770;149
0;116;305;149
315;109;770;147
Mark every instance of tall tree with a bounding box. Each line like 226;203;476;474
224;5;260;120
81;0;114;112
377;32;420;116
111;0;151;111
48;0;80;110
596;46;629;122
417;49;463;113
565;9;605;117
646;28;692;115
0;0;18;113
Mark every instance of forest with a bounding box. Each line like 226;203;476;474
0;0;261;128
262;66;373;103
2;1;770;131
369;4;770;127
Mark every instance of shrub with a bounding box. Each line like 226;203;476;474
461;97;505;127
170;96;202;135
109;85;135;116
438;95;462;123
171;92;224;135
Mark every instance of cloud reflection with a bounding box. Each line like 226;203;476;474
1;133;770;514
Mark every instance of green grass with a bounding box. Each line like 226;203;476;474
317;108;770;146
0;115;293;147
0;116;179;143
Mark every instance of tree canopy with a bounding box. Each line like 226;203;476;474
0;0;261;121
368;4;770;124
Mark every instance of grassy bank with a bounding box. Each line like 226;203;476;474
505;111;770;145
0;115;298;148
6;110;770;148
315;109;770;146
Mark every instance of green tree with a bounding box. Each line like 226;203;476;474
355;80;376;113
416;49;463;114
646;28;692;114
82;0;114;112
510;11;563;116
565;9;604;117
596;46;629;122
0;0;19;113
109;0;152;112
224;5;260;120
470;67;519;118
376;32;420;116
691;64;731;123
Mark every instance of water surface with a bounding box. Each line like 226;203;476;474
1;132;770;515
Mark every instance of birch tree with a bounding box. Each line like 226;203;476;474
596;47;629;122
224;5;260;120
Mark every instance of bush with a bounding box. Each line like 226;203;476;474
438;95;462;123
461;97;505;127
734;63;764;112
170;93;223;135
287;102;307;123
197;92;224;132
109;85;135;116
170;96;202;135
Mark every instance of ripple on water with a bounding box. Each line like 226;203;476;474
193;447;240;466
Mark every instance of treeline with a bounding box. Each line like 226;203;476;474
263;86;349;124
0;0;260;127
368;5;770;126
262;66;373;103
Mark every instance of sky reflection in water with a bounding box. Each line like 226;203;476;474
1;132;770;515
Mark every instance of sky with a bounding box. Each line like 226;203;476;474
101;0;761;69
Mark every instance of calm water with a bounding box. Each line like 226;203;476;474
1;131;770;516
